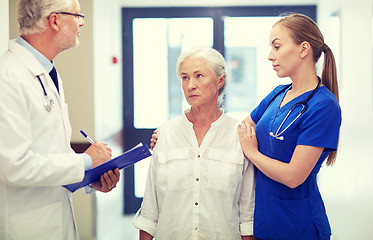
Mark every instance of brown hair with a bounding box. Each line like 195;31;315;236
275;13;339;166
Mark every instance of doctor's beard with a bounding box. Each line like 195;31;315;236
57;25;80;53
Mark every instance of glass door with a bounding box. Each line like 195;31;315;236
122;6;316;214
132;17;214;199
122;7;219;213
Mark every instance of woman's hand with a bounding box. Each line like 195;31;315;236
238;121;259;160
150;129;158;150
239;121;323;188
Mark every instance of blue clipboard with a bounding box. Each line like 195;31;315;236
64;143;151;192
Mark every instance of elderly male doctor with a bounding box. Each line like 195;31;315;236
0;0;120;239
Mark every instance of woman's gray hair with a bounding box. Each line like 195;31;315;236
18;0;73;35
176;47;227;96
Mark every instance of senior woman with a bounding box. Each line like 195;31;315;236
132;47;255;240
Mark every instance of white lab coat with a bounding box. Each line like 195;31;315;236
0;40;86;240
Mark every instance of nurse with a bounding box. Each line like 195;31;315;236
238;13;341;240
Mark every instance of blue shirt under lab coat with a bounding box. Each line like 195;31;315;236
251;84;341;240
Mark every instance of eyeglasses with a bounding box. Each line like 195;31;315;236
53;11;85;20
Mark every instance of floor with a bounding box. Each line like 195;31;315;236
96;171;139;240
99;212;138;240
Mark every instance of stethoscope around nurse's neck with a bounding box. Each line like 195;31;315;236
36;75;55;112
267;77;321;141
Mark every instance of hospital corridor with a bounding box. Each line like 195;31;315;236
1;0;372;239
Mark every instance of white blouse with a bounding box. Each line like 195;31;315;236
133;112;255;240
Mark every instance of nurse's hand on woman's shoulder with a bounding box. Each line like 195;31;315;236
150;129;158;150
238;121;259;160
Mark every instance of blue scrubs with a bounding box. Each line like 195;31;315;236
251;84;341;240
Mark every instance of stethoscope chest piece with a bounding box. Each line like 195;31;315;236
269;131;284;140
37;75;55;112
43;97;55;112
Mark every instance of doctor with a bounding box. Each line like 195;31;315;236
0;0;120;239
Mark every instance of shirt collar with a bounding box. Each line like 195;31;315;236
15;36;54;73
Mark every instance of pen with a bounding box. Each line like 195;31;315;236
80;130;95;144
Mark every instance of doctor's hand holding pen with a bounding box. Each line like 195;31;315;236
82;130;120;193
85;142;112;168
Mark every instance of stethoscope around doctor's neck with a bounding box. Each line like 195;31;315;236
266;77;321;141
36;75;55;112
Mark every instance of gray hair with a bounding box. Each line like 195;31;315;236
176;47;227;96
18;0;73;35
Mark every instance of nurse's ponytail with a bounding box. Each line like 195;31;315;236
321;44;339;102
276;13;339;166
321;44;339;166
